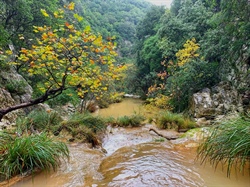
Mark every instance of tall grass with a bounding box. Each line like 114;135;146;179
197;114;250;176
111;114;145;127
65;113;106;133
16;109;62;135
60;113;106;146
155;111;196;131
0;132;69;180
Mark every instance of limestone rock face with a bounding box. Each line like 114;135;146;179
0;69;33;126
190;82;242;119
0;88;17;124
0;69;33;104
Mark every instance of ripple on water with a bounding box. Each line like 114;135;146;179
93;143;205;187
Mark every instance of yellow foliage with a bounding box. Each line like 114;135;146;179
146;94;173;110
176;38;200;66
40;9;49;17
7;6;122;103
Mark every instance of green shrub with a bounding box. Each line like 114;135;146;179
146;94;173;110
197;114;250;176
0;132;69;180
156;111;196;130
103;116;116;124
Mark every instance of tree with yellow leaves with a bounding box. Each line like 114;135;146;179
0;3;120;121
176;38;200;66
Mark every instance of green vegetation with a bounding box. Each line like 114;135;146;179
103;114;145;127
64;113;106;133
16;109;63;135
197;114;250;176
60;113;106;146
155;111;196;131
133;0;249;112
0;132;69;180
115;114;145;127
5;80;28;95
154;137;165;142
0;0;249;181
76;0;151;59
47;88;80;107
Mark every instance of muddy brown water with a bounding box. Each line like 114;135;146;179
4;98;250;187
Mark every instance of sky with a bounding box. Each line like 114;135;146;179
145;0;173;8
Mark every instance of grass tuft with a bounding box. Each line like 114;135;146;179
0;132;69;180
113;114;145;127
155;111;196;131
16;109;62;135
197;114;250;177
60;113;106;146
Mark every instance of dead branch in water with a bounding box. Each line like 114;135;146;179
149;128;178;140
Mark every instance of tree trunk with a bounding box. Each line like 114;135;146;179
0;87;64;121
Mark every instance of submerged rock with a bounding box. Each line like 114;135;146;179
171;127;210;148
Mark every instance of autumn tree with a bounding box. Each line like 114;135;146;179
0;3;120;121
176;38;200;66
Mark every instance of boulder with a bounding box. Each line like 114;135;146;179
190;82;242;119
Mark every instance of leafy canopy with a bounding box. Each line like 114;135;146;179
16;5;119;99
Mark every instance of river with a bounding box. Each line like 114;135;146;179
4;98;250;187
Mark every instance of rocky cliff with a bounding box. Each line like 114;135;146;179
190;56;250;123
0;68;33;128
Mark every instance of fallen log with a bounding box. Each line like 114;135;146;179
149;128;178;140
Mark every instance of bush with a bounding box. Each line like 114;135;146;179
0;132;69;180
156;111;196;130
97;92;124;108
197;114;250;177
